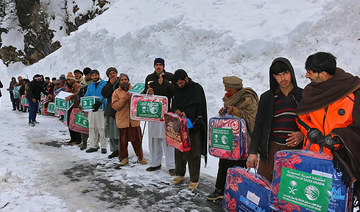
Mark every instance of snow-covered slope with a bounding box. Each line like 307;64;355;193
5;0;360;117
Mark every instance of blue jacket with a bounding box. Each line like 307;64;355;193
84;79;107;110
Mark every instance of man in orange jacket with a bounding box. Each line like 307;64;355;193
296;52;360;203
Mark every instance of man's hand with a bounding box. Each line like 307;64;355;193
226;106;234;114
175;110;186;117
147;85;154;95
65;96;71;101
286;131;304;147
246;154;258;168
92;101;102;112
218;107;225;115
109;76;117;84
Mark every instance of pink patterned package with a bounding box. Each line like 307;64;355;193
130;94;168;122
209;115;247;160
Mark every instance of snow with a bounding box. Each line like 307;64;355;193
1;0;360;211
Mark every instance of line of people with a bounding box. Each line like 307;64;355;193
6;52;360;202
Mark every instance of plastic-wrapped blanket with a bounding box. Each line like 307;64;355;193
209;115;247;160
223;167;272;212
164;112;190;152
69;108;89;134
270;150;353;212
130;94;168;122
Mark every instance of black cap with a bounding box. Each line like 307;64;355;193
74;69;83;75
90;69;100;75
154;58;165;67
83;67;92;75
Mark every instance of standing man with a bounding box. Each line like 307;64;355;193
27;74;48;127
64;72;81;145
207;76;258;200
101;67;120;158
112;73;147;166
171;69;207;190
296;52;360;200
78;67;93;150
143;58;175;175
246;57;304;182
84;69;107;154
74;69;84;84
0;79;3;97
8;77;17;110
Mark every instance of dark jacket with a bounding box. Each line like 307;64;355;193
0;80;3;97
27;80;48;101
248;57;303;162
143;70;174;109
171;79;208;157
101;78;119;118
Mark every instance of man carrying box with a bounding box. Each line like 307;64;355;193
84;69;107;154
64;72;81;145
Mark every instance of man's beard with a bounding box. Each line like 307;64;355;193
121;82;130;90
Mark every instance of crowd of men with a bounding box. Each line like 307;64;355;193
5;52;360;206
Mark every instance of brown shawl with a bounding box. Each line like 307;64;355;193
297;68;360;115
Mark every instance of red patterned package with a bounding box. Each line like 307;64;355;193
164;112;190;152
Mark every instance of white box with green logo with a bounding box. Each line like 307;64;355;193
55;91;74;110
80;96;103;112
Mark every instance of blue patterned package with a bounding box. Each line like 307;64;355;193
223;167;272;212
270;150;353;212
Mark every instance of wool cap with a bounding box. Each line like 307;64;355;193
33;74;41;80
66;72;76;80
119;73;129;81
90;69;100;75
223;76;243;89
154;58;165;67
83;67;92;75
106;67;118;77
74;69;83;75
59;74;66;80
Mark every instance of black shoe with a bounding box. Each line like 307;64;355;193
86;148;99;153
108;150;119;158
207;189;224;201
146;165;161;172
65;141;76;145
114;164;122;170
169;169;176;176
101;149;107;154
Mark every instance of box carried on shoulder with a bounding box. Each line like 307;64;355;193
130;94;168;122
270;150;353;212
223;167;272;212
209;114;247;160
164;112;190;152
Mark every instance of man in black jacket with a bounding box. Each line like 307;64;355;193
171;69;208;190
27;74;48;127
246;57;304;182
101;67;120;158
143;58;176;175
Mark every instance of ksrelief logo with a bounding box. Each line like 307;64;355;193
288;180;298;194
304;185;320;201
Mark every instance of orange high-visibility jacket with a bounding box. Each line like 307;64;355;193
297;93;355;156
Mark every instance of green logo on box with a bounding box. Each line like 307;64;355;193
278;167;333;212
74;113;89;129
210;128;233;150
136;101;162;118
47;102;55;113
129;83;145;94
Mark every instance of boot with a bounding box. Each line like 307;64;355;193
188;181;199;190
172;176;185;184
119;158;128;166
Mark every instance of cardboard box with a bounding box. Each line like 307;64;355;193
128;83;145;94
55;91;74;110
80;96;103;112
47;102;55;113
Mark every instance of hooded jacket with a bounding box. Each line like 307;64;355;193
27;80;48;101
248;57;303;162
